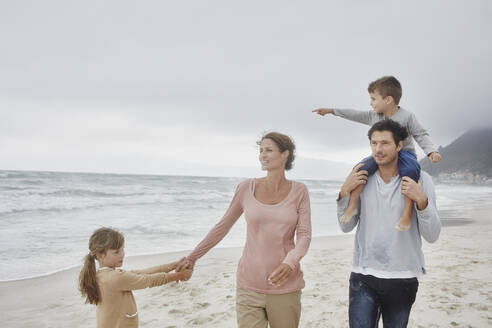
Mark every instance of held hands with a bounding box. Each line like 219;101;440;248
177;269;193;282
268;263;293;287
312;108;334;116
401;177;428;210
174;257;194;282
340;163;368;198
175;257;192;272
428;152;442;163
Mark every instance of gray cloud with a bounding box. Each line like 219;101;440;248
1;1;491;175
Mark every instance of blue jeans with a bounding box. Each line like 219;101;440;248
349;273;418;328
359;150;420;182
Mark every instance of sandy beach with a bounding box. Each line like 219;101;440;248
1;204;491;328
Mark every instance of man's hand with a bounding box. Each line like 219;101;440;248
428;152;442;163
401;176;428;210
339;163;368;199
312;108;334;116
268;264;293;287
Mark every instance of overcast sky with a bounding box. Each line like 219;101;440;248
1;1;491;179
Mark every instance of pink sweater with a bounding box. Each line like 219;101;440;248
187;179;311;294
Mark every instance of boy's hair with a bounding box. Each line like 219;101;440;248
367;119;409;145
368;76;402;105
257;132;296;170
78;227;124;305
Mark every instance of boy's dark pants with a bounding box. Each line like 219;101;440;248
359;150;420;181
348;272;418;328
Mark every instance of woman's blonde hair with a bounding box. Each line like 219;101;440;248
78;227;124;304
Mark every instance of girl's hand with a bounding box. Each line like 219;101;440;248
312;108;334;116
178;269;193;282
268;264;293;287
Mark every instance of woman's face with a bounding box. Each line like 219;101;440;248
259;138;288;171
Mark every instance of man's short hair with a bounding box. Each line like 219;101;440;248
367;119;409;145
368;76;402;105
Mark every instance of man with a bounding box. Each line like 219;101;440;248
337;119;441;328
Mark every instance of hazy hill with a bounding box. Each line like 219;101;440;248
420;127;492;178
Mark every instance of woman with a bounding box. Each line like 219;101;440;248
177;132;311;328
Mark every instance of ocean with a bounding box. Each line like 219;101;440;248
0;170;342;281
1;170;490;282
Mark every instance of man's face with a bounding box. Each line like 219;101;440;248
370;130;401;166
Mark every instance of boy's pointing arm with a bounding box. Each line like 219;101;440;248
313;108;375;126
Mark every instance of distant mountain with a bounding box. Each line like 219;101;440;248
420;127;492;178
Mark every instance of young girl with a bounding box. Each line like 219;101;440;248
79;227;192;328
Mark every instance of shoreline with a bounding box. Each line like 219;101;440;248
0;233;353;284
0;216;469;283
0;229;351;283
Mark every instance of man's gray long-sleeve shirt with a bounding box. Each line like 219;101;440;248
337;171;441;278
333;107;438;155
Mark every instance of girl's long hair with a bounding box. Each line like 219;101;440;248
78;227;124;304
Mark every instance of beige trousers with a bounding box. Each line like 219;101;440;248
236;287;302;328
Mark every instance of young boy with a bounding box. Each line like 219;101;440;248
313;76;441;231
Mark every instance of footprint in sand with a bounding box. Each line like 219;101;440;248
187;316;213;325
477;305;488;311
190;288;202;297
210;311;232;320
451;290;464;298
194;302;211;309
168;308;191;317
205;278;217;286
